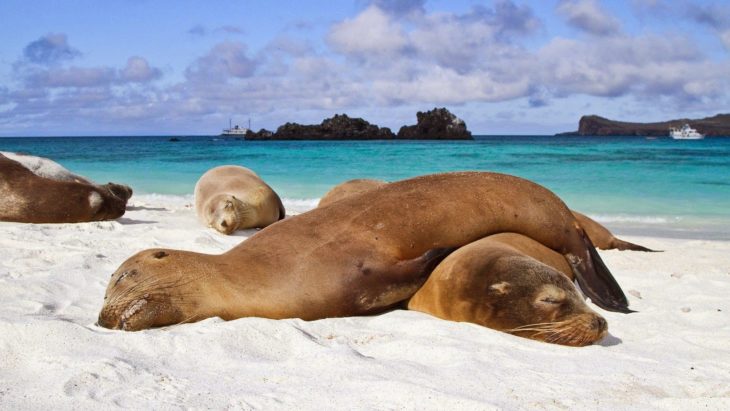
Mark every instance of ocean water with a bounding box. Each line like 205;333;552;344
2;135;729;239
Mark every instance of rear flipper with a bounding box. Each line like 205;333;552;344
613;239;661;252
569;229;635;313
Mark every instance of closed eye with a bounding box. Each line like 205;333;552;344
540;297;562;305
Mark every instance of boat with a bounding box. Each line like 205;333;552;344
221;119;249;136
669;124;704;140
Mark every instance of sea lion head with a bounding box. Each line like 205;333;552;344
100;182;133;202
208;194;252;235
88;186;128;221
97;249;212;331
487;256;608;347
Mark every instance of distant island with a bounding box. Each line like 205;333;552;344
243;107;472;140
557;113;730;137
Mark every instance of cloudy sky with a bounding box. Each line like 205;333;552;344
1;0;728;136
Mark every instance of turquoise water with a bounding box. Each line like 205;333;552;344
2;135;729;239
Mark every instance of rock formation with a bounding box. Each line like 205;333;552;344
244;114;394;140
557;114;730;137
242;109;472;140
397;108;473;140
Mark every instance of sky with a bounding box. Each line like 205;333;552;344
1;0;729;136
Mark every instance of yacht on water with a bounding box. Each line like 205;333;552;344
669;124;704;140
221;119;250;136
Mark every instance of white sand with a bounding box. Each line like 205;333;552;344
1;195;729;410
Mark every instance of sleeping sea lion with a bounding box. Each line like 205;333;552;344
98;171;631;331
320;179;655;253
194;165;285;235
407;233;608;346
1;151;133;202
0;153;127;223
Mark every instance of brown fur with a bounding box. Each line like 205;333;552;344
407;233;608;346
194;165;285;235
318;178;387;207
98;171;631;331
0;153;127;223
321;180;655;253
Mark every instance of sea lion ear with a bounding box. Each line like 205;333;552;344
224;200;234;209
489;281;511;295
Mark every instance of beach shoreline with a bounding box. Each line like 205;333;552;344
1;195;729;409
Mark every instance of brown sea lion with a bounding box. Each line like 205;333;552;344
98;171;631;331
0;153;127;223
318;178;387;207
1;151;133;202
407;233;608;346
194;165;285;235
572;211;656;252
0;151;93;184
320;179;655;253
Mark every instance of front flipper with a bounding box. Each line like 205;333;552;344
569;229;635;313
354;247;457;313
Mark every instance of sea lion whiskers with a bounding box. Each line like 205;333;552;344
105;268;215;308
529;315;605;346
506;320;572;333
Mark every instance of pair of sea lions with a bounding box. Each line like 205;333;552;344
0;152;132;223
319;178;654;345
98;171;633;347
194;165;285;235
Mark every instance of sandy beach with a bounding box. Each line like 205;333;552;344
1;195;729;410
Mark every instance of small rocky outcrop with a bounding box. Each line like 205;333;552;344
557;114;730;137
245;128;274;140
396;107;473;140
244;114;395;140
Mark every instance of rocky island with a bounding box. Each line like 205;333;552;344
557;113;730;137
244;108;472;140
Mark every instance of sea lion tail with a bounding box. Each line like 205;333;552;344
613;239;661;252
571;230;635;314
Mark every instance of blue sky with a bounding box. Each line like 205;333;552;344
1;0;729;136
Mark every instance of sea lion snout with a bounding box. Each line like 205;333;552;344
593;315;607;332
98;249;209;331
90;187;127;220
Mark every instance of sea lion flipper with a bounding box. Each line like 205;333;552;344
614;239;660;252
571;230;635;313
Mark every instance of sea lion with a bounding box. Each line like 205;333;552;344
98;171;631;331
0;153;128;223
194;165;285;235
572;211;656;252
407;233;608;346
1;151;133;202
1;151;93;184
318;178;387;207
321;179;654;253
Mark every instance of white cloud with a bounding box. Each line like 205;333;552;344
557;0;621;36
185;41;257;81
327;5;409;58
121;57;162;83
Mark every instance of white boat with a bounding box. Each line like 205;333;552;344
669;124;704;140
221;119;249;136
